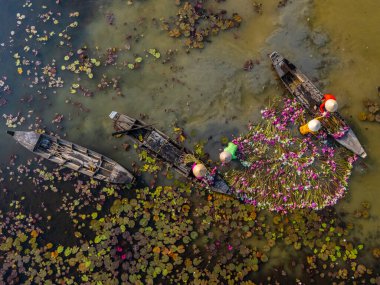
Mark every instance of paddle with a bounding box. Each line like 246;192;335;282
112;124;154;136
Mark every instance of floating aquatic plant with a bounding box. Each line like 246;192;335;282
359;98;380;123
162;1;242;49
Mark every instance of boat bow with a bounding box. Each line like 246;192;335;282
270;51;367;158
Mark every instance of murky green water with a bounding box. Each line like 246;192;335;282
312;0;380;243
1;0;379;283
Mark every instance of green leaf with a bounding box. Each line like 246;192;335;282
190;231;198;240
57;245;64;253
64;247;72;257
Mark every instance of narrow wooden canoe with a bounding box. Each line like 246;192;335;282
7;130;135;184
109;111;231;195
270;51;367;158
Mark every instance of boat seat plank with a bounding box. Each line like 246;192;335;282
116;118;137;131
145;131;185;164
64;161;81;170
72;144;88;154
145;131;166;152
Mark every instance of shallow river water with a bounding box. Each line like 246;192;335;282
0;0;379;283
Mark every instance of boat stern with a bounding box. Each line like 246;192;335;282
8;131;41;151
269;51;284;65
269;51;287;77
335;129;367;159
211;175;232;196
109;164;135;184
109;111;119;120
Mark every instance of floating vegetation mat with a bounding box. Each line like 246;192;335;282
162;0;242;49
0;173;378;284
0;126;376;284
358;97;380;123
225;98;357;212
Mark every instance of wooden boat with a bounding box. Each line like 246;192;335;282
270;51;367;158
109;111;231;195
7;130;135;184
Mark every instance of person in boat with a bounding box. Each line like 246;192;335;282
319;94;338;114
219;142;238;164
219;141;253;168
192;163;207;179
192;163;219;187
300;94;338;135
299;119;322;135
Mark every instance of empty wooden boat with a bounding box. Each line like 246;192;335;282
7;130;135;184
270;51;367;158
109;111;231;195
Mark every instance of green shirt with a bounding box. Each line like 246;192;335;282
224;142;238;160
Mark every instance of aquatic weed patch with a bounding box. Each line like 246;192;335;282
1;172;378;284
0;148;377;284
162;1;242;49
359;97;380;123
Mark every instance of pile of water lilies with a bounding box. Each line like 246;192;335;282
225;98;357;212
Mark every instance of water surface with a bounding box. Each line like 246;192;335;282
0;0;379;282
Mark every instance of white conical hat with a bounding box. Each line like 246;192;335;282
307;119;321;132
325;99;338;112
219;151;232;163
193;164;207;178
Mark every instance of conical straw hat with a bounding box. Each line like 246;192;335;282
219;151;232;163
325;99;338;112
307;119;321;132
193;164;207;178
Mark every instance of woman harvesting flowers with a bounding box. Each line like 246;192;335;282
223;98;357;212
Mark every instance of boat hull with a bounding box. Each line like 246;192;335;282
7;130;134;184
109;112;231;195
269;51;367;158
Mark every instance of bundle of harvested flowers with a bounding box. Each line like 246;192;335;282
224;98;357;212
